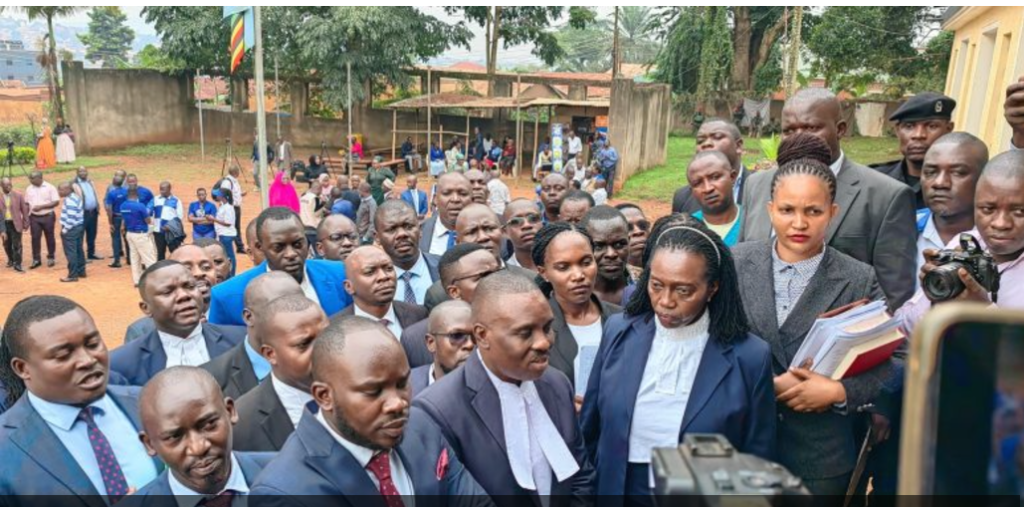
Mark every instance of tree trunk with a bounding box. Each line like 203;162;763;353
730;7;752;92
487;6;501;97
753;12;790;86
48;15;65;121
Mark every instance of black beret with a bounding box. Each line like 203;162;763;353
890;92;956;122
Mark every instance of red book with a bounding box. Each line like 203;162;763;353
831;331;905;380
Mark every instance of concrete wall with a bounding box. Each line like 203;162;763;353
607;79;671;184
63;61;194;153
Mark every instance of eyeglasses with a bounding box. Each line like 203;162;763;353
429;331;474;345
628;220;651;233
449;265;506;285
506;214;543;228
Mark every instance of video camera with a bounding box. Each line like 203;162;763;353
652;434;810;507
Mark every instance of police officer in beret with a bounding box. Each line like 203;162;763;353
872;92;956;209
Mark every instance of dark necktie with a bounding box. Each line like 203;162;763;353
446;230;457;249
78;406;130;503
400;271;417;304
366;452;406;507
199;490;236;507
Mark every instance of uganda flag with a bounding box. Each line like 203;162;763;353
223;7;255;74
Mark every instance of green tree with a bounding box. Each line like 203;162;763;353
555;18;611;73
696;7;733;101
20;7;83;121
77;7;135;68
132;44;185;72
617;6;660;65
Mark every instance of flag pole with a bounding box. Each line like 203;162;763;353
253;6;269;209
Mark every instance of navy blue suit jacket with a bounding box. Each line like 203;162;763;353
579;312;776;496
414;353;594;507
110;322;246;386
410;364;432;398
401;189;429;217
132;452;273;505
0;385;162;504
207;260;353;327
249;408;491;507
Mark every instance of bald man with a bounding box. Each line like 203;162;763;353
339;246;427;339
739;88;918;309
202;271;304;399
411;300;475;397
415;271;594;505
135;367;273;503
250;316;491;502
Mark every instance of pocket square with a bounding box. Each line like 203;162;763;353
436;447;449;480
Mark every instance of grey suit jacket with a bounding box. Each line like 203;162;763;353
732;241;905;480
123;316;155;344
233;377;294;452
738;157;917;309
548;295;621;388
401;318;432;368
201;340;260;400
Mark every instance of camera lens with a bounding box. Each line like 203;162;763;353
924;264;966;302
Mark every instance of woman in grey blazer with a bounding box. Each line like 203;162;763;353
531;222;621;396
732;158;904;496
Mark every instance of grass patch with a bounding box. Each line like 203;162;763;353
107;144;202;158
617;135;900;203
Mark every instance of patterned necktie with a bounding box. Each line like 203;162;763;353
199;490;236;507
446;230;457;249
400;271;417;304
79;406;130;503
366;452;406;507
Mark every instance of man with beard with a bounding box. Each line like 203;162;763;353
412;300;475;397
872;92;956;208
134;367;273;504
615;203;649;282
465;168;490;205
503;199;542;271
110;261;246;386
124;244;220;344
234;295;329;452
375;200;441;305
540;172;570;224
687;150;742;246
421;172;471;257
581;206;633;306
673;119;750;214
250;316;491;503
415;271;594;506
0;296;159;498
315;214;358;262
202;271;304;400
339;246;428;340
104;169;128;267
194;238;232;285
208;207;352;326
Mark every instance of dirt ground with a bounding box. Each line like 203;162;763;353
0;146;670;349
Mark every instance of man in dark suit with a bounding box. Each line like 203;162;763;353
233;294;328;452
340;246;427;340
403;244;501;368
376;200;441;306
401;174;429;219
411;300;475;397
1;176;31;273
871;92;956;209
0;295;160;499
202;271;303;400
110;261;246;386
135;367;273;504
208;207;353;326
250;315;492;505
420;172;471;257
672;118;752;214
415;271;594;506
739;88;918;308
314;213;358;262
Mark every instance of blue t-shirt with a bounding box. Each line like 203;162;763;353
135;186;155;207
120;201;151;233
189;201;218;235
105;185;127;216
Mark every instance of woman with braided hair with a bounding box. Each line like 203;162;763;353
580;214;776;504
530;222;621;400
732;157;899;496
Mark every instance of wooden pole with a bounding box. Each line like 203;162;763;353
533;108;540;179
347;60;353;178
253;6;269;209
392;109;398;160
274;55;281;139
515;73;522;178
196;70;205;163
612;7;620;79
427;66;432;154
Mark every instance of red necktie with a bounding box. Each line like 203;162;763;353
199;490;236;507
79;407;130;503
366;452;406;507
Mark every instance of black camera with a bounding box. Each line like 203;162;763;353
651;434;810;507
923;234;1001;303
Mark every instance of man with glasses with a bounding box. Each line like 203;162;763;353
503;198;543;271
411;300;475;396
616;203;650;282
315;214;358;262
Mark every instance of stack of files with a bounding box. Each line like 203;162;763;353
789;300;905;380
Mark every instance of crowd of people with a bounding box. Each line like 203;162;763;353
1;77;1023;505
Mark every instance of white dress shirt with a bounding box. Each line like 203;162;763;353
428;219;456;257
271;374;313;428
394;254;433;305
353;303;403;339
627;311;710;463
168;452;251;507
427;366;437;387
830;151;845;177
315;410;415;497
567;136;583;156
158;325;211;367
480;352;580;495
268;264;321;307
567;319;603;395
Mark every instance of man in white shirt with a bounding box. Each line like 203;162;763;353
136;367;272;504
220;165;246;254
411;300;476;397
566;130;583;162
486;169;511;216
342;246;428;339
153;180;186;260
234;294;328;451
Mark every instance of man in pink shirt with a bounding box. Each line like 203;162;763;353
24;171;60;269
